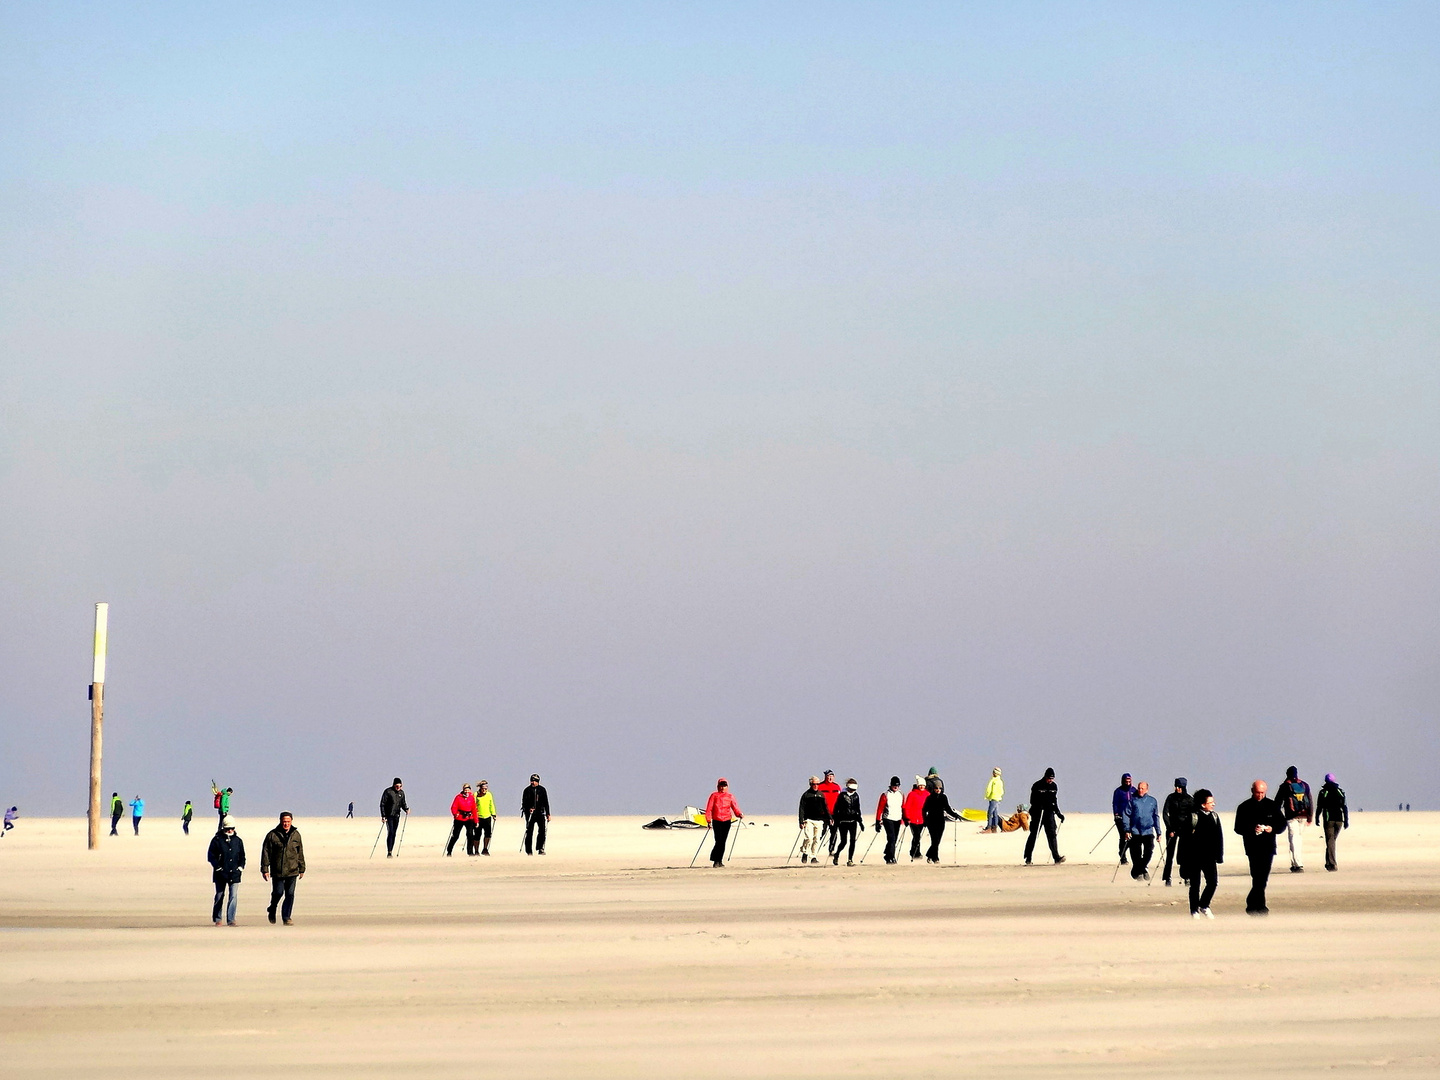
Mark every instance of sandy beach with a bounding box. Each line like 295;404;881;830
2;812;1437;1077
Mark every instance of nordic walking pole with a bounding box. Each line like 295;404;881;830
727;821;742;863
785;827;802;867
689;827;712;868
1088;821;1115;854
1111;855;1125;883
369;819;386;858
860;824;881;864
395;812;408;857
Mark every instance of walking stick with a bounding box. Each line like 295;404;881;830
395;812;408;857
860;824;881;864
1111;856;1125;883
1088;821;1116;854
689;827;712;868
785;827;802;867
369;819;385;858
727;821;742;863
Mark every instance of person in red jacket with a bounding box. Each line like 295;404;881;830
446;783;478;857
816;770;842;855
703;779;744;868
902;776;929;861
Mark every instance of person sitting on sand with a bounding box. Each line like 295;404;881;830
1000;804;1030;832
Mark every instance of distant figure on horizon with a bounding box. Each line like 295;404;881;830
983;768;1004;833
213;786;232;823
2;806;17;836
522;774;550;855
380;778;409;858
1316;773;1349;871
1276;766;1312;872
1024;769;1065;865
1111;774;1135;865
207;816;245;926
1181;789;1222;919
1162;779;1194;888
261;811;305;925
474;780;496;855
182;800;193;835
1234;780;1287;915
346;801;354;818
704;779;743;867
1123;780;1160;880
130;795;145;835
109;792;123;836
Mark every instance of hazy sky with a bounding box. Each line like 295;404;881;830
3;4;1437;818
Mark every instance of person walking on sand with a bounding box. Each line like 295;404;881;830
1024;769;1066;865
2;806;16;836
380;778;409;858
1111;774;1136;865
903;777;928;861
922;779;960;864
182;800;193;835
1123;780;1161;880
1180;789;1222;919
207;816;245;926
875;776;905;863
109;792;123;836
1162;778;1194;888
261;812;305;925
218;787;233;823
522;774;550;855
797;777;828;864
983;768;1004;833
831;779;862;865
446;783;478;857
130;795;145;835
704;779;743;867
474;780;496;855
816;770;842;854
1234;780;1287;915
1316;773;1349;872
346;801;354;819
1275;765;1313;872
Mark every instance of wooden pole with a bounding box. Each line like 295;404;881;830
87;603;108;851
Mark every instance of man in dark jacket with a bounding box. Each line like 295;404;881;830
1275;765;1313;873
1180;789;1222;918
1161;778;1195;888
207;816;245;926
109;792;123;836
797;776;829;864
1024;768;1066;865
831;780;863;866
260;812;305;925
921;783;960;864
521;774;550;855
380;778;408;857
1234;781;1288;915
1316;773;1349;872
816;770;842;854
1111;774;1135;865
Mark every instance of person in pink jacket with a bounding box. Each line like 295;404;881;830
445;784;478;857
704;779;744;868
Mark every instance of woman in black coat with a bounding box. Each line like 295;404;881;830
1180;788;1223;918
831;780;863;866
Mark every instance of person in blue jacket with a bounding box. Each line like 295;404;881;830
1111;774;1136;864
130;795;145;835
1123;780;1161;880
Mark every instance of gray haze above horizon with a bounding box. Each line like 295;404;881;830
2;4;1437;819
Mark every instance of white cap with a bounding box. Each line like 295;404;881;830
221;816;235;829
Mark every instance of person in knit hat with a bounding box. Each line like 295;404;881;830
1315;773;1349;871
704;779;743;867
1162;778;1195;887
1024;768;1066;865
983;768;1004;833
902;776;929;861
874;776;905;863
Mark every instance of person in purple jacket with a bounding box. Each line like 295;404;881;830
1111;774;1136;865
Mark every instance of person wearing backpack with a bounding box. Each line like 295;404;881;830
1316;773;1349;871
1276;765;1313;872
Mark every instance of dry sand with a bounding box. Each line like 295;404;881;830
2;811;1437;1077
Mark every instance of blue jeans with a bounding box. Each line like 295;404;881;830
213;881;239;924
268;876;298;921
986;800;1001;830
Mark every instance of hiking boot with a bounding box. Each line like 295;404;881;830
800;854;807;863
283;918;294;926
1202;908;1214;920
267;909;276;924
214;920;222;927
1119;857;1128;865
1164;880;1172;887
1054;856;1066;864
1290;865;1304;873
832;854;839;865
1141;871;1150;882
227;921;238;927
846;859;854;866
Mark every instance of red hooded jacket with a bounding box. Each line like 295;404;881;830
450;791;478;822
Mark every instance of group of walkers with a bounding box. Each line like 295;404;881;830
792;769;960;867
388;774;552;859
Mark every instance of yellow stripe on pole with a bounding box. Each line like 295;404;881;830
92;602;108;684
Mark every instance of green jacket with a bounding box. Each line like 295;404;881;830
474;791;497;819
261;825;306;877
110;796;123;815
219;791;231;814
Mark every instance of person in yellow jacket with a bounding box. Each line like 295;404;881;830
983;768;1005;833
473;780;497;856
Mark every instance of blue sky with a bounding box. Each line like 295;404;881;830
2;3;1437;815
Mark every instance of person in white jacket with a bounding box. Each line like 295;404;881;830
874;776;905;864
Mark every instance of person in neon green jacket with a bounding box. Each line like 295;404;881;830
473;780;497;855
983;768;1005;833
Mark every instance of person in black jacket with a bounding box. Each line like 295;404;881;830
922;782;961;864
797;777;829;864
1162;778;1195;888
379;778;409;857
831;780;863;865
1316;773;1349;871
1234;780;1288;915
1180;789;1222;918
207;817;245;926
521;774;550;855
1023;768;1067;865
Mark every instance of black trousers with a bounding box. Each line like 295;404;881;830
882;819;902;862
1246;848;1274;912
183;818;190;835
710;819;732;864
1127;834;1155;877
446;819;474;856
834;821;858;862
476;817;493;852
1025;811;1061;863
525;813;547;854
385;814;402;854
268;875;297;921
110;811;121;836
1188;861;1218;913
908;823;925;859
1115;816;1127;861
1163;832;1185;883
925;820;946;861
